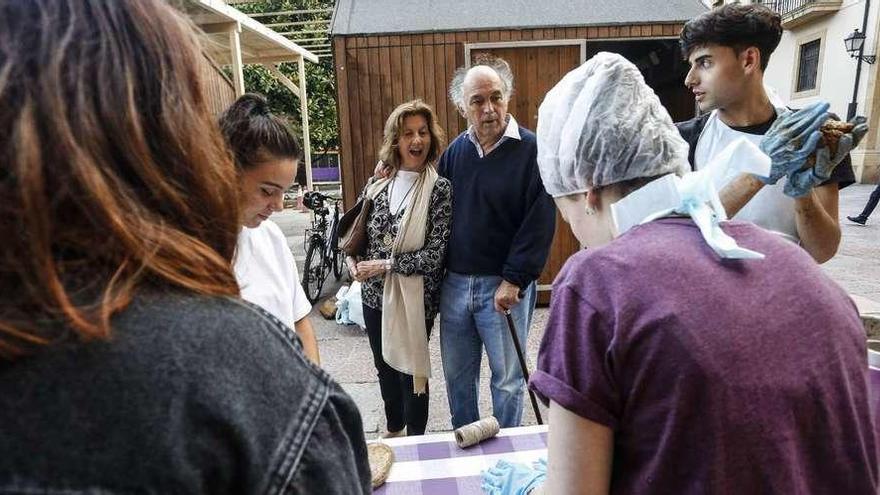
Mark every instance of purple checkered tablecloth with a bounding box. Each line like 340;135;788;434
373;425;548;494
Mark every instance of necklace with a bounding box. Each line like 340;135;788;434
388;176;419;215
383;176;419;248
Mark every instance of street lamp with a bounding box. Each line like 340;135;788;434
845;7;876;120
845;29;876;64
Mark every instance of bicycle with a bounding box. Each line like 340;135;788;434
301;191;347;304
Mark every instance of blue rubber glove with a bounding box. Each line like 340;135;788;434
784;115;869;197
758;102;829;185
533;457;547;475
481;459;547;495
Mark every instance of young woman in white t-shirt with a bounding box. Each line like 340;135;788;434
220;94;320;364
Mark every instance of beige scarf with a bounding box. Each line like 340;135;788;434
379;165;438;394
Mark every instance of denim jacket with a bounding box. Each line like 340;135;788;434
0;290;370;494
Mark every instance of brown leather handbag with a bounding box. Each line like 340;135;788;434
336;195;372;256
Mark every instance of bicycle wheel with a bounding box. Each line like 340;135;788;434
327;206;345;281
332;247;346;280
302;239;326;304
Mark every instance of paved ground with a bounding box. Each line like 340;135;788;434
822;184;880;301
271;183;880;436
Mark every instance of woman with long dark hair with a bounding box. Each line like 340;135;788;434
0;1;368;492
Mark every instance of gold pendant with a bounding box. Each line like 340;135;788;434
382;232;394;247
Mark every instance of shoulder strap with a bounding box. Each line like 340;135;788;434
675;113;711;170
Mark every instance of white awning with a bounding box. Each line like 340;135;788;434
185;0;318;64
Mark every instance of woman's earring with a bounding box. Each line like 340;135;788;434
585;190;596;215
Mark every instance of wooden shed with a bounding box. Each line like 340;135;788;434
330;0;706;302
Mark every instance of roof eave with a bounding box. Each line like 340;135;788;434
194;0;319;63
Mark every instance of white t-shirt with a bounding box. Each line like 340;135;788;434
389;170;420;215
694;111;799;243
234;220;311;327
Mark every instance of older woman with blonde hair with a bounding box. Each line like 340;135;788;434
347;100;452;437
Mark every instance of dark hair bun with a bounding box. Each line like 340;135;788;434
244;93;270;116
219;93;302;170
229;93;270;121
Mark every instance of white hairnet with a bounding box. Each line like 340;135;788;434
537;52;690;197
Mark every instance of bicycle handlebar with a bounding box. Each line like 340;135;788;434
304;191;339;202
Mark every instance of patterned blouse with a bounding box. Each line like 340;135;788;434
359;176;452;319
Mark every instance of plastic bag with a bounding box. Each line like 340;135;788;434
335;281;365;329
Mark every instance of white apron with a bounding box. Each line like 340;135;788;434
694;110;799;243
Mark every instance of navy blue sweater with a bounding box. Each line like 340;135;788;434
437;128;556;289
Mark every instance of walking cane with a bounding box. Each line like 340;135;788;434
503;309;544;425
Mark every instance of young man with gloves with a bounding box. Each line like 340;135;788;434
676;3;868;263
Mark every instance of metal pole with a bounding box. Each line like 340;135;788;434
503;310;544;425
850;0;872;119
228;23;245;97
298;56;314;192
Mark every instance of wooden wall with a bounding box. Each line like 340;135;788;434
333;23;685;209
333;23;687;302
199;53;237;116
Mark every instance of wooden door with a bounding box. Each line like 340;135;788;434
470;44;582;305
584;39;694;122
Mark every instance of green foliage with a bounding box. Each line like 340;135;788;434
235;1;337;156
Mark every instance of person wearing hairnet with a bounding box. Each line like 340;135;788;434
482;52;877;494
676;4;867;264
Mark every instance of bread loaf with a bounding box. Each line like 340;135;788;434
805;119;854;168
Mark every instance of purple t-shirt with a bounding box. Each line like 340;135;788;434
531;218;878;494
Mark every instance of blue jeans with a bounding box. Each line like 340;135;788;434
440;272;536;429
